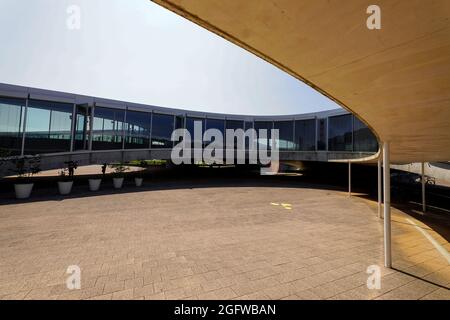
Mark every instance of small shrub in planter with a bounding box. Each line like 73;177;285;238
88;164;106;192
57;161;77;195
9;156;41;199
109;162;129;189
134;160;146;187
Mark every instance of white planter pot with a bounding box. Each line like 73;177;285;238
14;183;34;199
134;177;143;187
88;178;102;191
113;177;124;189
58;181;73;195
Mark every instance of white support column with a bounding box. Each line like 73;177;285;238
383;141;392;268
422;162;426;213
378;153;382;219
348;161;351;197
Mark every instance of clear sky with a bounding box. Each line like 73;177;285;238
0;0;341;115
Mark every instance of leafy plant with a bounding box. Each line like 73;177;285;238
109;162;129;177
59;161;78;182
9;155;41;182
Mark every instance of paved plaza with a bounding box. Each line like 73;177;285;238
0;180;448;300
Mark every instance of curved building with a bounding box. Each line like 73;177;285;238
0;83;377;171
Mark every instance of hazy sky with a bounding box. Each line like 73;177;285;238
0;0;341;115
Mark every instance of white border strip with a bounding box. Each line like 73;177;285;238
405;218;450;264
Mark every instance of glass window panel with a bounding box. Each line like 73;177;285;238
328;114;352;151
125;110;150;149
274;121;294;151
151;113;174;149
186;117;205;148
24;100;73;154
353;116;378;152
317;118;327;151
0;97;25;156
254;121;273;150
226;120;244;131
92;106;125;150
294;119;316;151
205;118;225;146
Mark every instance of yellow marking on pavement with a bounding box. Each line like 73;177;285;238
271;203;280;206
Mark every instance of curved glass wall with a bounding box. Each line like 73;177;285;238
353;117;378;152
92;106;125;150
125;110;151;149
0;85;380;157
0;97;25;156
151;113;173;148
294;119;316;151
328;114;352;151
24;100;73;154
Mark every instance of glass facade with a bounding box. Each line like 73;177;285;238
328;114;353;151
186;117;205;147
24;100;73;154
151;113;173;148
73;105;91;151
294;119;316;151
0;91;380;157
205;118;225;146
125;110;151;149
0;97;25;156
274;121;294;150
254;121;273;150
317;118;327;151
353;117;378;152
92;106;125;150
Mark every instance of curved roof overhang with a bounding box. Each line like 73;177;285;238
152;0;450;164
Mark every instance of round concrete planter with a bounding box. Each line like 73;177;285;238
113;177;124;189
88;178;102;191
134;177;143;187
58;181;73;195
14;183;34;199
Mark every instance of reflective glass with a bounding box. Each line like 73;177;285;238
294;119;316;151
92;106;125;150
274;121;294;150
125;110;151;149
0;97;25;156
24;99;73;154
151;113;174;148
328;114;352;151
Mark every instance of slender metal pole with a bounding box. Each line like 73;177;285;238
422;162;426;213
378;151;382;219
348;161;351;197
383;141;392;268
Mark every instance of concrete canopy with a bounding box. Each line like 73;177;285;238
152;0;450;163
